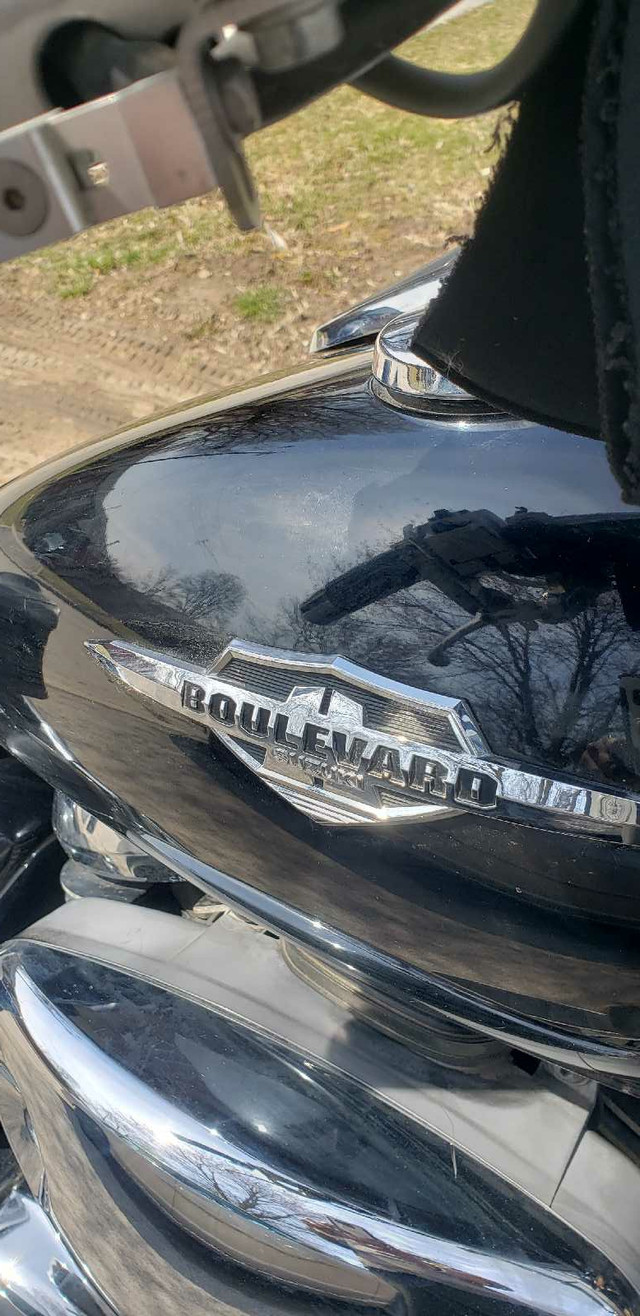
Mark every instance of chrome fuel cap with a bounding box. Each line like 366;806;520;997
372;311;507;419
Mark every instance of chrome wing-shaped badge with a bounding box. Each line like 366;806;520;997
86;638;638;832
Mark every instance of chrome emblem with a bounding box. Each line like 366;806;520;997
86;638;639;833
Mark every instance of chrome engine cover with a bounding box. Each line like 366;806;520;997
0;899;637;1315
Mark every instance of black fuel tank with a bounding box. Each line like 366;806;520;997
1;344;640;1080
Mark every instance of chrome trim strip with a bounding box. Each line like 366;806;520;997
134;833;640;1084
85;637;640;837
309;252;455;353
89;635;479;732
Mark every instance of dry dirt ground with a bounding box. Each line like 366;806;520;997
0;0;530;485
0;234;449;480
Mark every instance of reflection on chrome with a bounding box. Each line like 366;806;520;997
53;793;177;888
372;311;476;406
0;900;636;1315
139;829;640;1086
0;1189;109;1314
310;253;454;353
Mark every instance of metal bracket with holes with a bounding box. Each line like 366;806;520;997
0;70;219;264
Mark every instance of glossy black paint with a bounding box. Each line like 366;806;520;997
1;350;640;1071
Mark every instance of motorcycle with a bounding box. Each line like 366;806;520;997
0;1;638;1313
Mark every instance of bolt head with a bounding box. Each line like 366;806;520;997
87;161;110;188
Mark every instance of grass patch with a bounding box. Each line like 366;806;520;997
36;212;199;297
8;0;534;302
58;270;94;299
234;286;285;322
45;232;158;295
